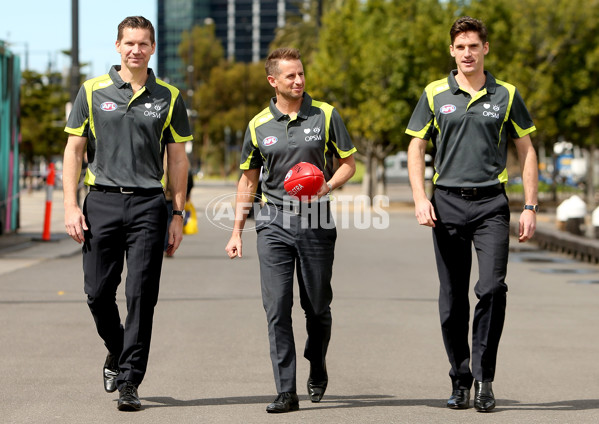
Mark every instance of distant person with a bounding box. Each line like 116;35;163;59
406;16;538;412
62;16;192;411
225;48;356;413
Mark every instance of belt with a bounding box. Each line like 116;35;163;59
90;185;164;195
435;184;504;199
268;200;331;215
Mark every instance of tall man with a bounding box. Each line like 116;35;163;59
225;47;356;413
406;16;538;412
63;16;192;411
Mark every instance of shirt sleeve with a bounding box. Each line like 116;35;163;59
328;108;357;158
405;90;435;140
64;84;89;137
240;126;263;170
506;88;536;139
164;93;193;143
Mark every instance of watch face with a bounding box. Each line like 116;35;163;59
525;205;538;212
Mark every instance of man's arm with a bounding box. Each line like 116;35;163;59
315;155;356;197
63;135;88;243
408;137;436;227
225;168;261;259
515;134;538;242
165;142;189;255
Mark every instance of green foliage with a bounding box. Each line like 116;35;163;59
192;58;273;176
179;23;225;83
19;70;70;164
169;0;599;178
310;0;457;155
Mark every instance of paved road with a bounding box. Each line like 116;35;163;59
1;184;598;423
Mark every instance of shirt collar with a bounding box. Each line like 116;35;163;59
448;70;497;95
109;65;157;93
269;92;313;120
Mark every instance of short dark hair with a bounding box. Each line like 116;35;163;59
117;16;155;45
265;47;301;77
450;16;487;45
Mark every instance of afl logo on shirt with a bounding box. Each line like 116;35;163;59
263;136;278;146
100;102;117;111
440;104;456;115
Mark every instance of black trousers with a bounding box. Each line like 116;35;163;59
256;203;337;393
82;190;167;389
431;187;510;390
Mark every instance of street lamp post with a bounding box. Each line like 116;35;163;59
70;0;80;105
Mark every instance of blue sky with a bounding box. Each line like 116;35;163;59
1;0;157;76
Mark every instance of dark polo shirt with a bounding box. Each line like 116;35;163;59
406;70;536;187
240;93;356;206
65;65;192;189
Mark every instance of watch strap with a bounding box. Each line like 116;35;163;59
523;204;538;213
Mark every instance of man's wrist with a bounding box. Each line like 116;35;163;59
523;204;539;213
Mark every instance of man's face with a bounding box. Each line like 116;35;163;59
268;59;305;101
116;27;155;70
450;31;488;77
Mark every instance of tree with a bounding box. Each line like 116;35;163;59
179;23;225;85
310;0;456;198
20;70;70;169
193;59;273;176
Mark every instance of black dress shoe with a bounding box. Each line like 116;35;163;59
117;381;141;411
266;392;299;413
103;353;119;393
447;388;470;409
307;362;328;402
474;380;495;412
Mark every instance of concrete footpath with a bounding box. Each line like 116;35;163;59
0;183;598;423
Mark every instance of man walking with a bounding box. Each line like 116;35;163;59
225;47;356;413
63;16;192;411
406;16;538;412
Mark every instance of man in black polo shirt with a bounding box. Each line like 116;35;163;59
63;16;192;411
225;47;356;413
406;16;538;412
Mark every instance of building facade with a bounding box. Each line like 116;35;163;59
157;0;305;88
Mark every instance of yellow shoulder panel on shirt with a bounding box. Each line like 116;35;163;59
240;107;273;170
85;73;113;138
405;77;449;140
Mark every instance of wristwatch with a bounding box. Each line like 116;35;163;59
523;204;539;213
172;210;184;216
326;182;333;195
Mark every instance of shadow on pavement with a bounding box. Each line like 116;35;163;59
140;394;599;412
141;394;450;410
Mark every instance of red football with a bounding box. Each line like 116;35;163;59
284;162;325;200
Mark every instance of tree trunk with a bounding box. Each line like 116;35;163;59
362;143;375;200
587;139;596;211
